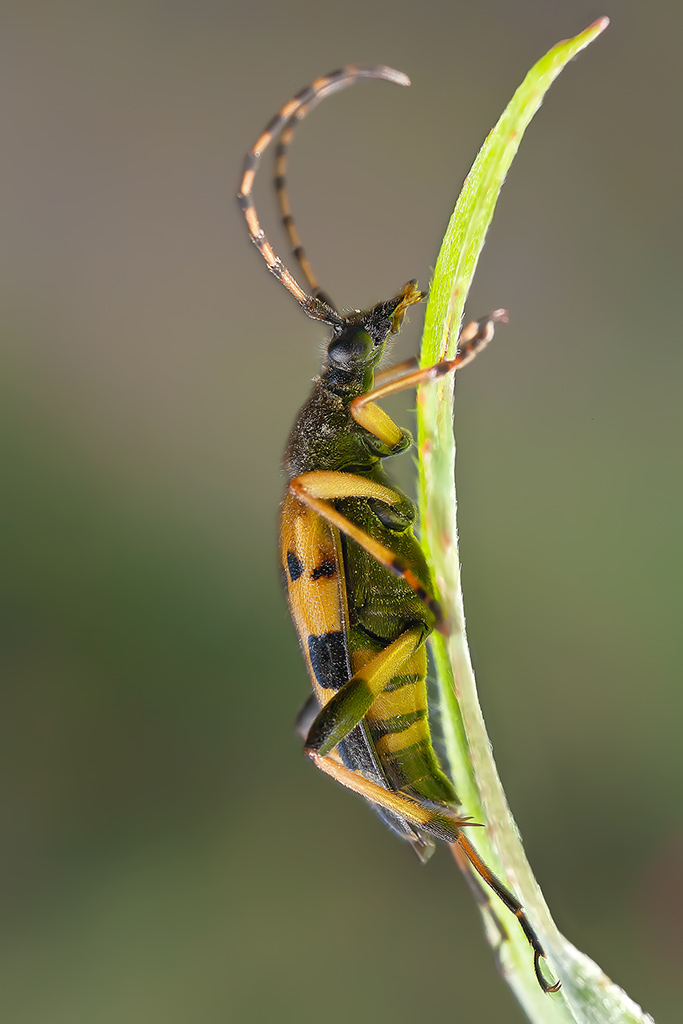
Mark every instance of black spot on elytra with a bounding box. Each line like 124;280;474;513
308;632;349;690
287;551;304;582
311;559;336;580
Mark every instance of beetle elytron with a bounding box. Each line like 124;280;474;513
238;65;559;993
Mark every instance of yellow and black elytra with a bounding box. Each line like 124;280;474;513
238;66;559;994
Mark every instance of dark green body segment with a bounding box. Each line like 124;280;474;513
345;621;456;807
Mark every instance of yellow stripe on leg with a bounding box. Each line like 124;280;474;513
294;471;402;505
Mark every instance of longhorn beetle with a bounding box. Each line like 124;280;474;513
238;66;559;994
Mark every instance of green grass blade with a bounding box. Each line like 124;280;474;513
417;18;655;1023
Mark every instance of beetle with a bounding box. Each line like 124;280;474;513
238;65;559;994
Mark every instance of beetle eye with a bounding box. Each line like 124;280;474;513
327;328;374;366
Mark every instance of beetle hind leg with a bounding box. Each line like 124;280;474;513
452;834;561;994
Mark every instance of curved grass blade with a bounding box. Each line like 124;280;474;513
417;18;655;1023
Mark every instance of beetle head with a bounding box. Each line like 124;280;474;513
326;281;424;370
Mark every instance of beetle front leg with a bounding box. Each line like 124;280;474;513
351;309;508;435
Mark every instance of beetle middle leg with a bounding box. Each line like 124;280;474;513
289;471;443;625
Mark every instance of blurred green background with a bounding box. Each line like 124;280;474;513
1;2;681;1022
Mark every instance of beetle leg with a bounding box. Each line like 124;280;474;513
307;749;476;844
294;692;320;739
307;744;559;993
352;309;508;435
304;626;424;755
373;355;420;388
289;471;443;627
452;834;561;994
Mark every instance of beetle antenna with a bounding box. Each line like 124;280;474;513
237;66;410;324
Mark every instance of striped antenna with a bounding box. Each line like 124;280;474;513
274;101;331;307
237;66;410;323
